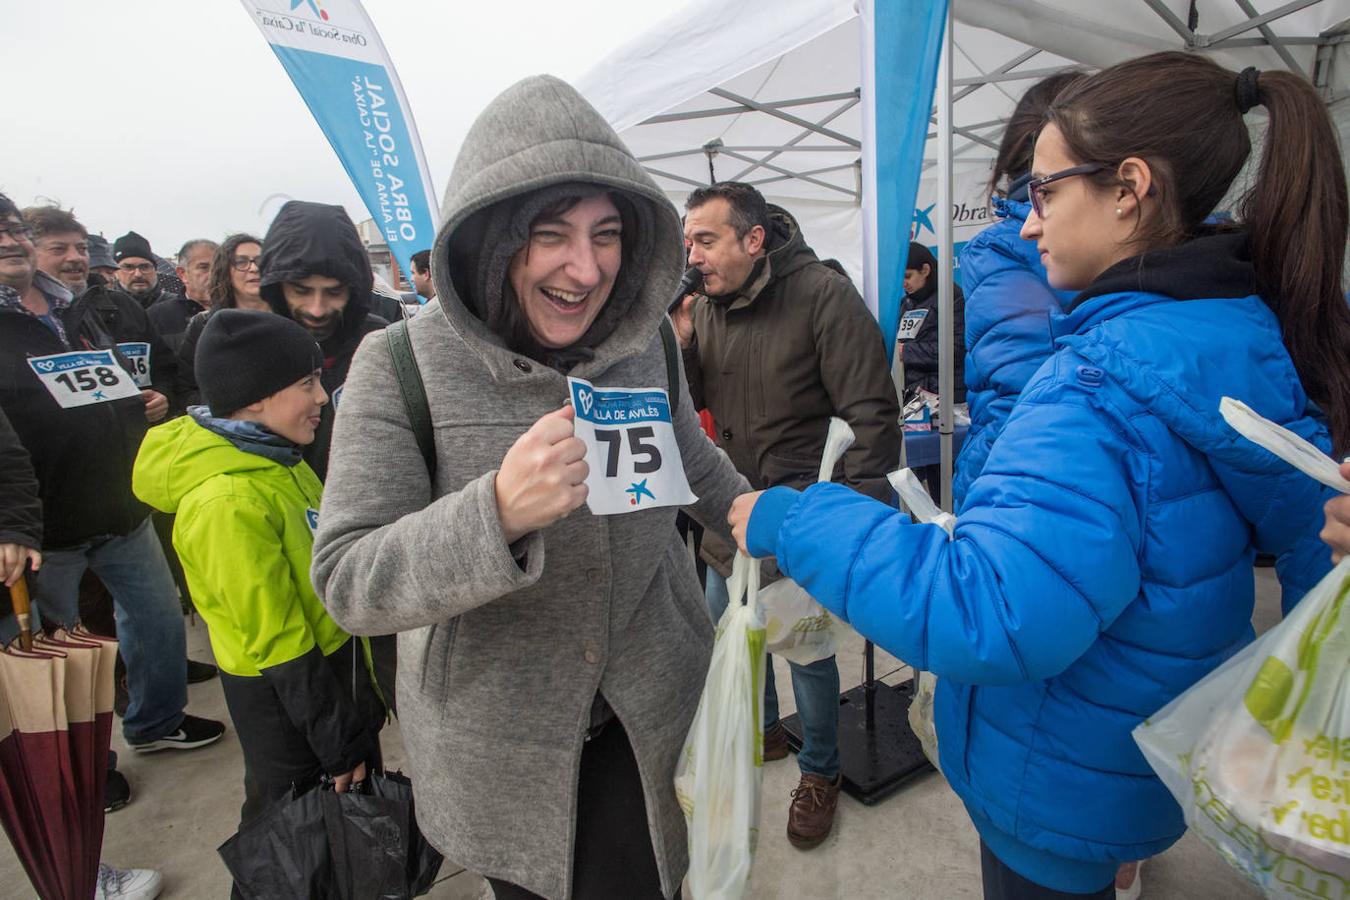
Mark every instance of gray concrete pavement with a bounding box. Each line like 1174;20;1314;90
0;570;1284;899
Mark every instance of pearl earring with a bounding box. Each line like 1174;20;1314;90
1115;208;1123;216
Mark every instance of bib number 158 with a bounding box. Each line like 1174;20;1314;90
55;366;124;394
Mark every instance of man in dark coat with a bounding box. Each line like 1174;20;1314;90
0;194;224;761
144;239;216;356
113;230;183;313
674;181;900;850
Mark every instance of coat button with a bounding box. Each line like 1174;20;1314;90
584;649;600;665
587;568;604;585
721;429;733;441
513;359;532;373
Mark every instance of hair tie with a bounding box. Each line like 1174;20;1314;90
1235;67;1262;114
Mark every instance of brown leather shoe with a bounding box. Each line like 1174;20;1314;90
786;773;842;849
763;721;790;761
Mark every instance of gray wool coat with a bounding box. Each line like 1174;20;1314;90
311;74;750;900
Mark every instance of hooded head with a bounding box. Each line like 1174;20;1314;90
257;201;373;351
431;75;683;370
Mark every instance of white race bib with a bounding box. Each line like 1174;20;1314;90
27;349;141;409
898;308;929;341
116;342;151;387
568;377;698;516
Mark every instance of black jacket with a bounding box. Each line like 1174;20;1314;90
899;274;966;403
259;201;388;480
0;405;40;550
70;283;177;402
147;294;207;356
0;278;154;548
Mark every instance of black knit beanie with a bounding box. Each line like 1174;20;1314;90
197;309;324;417
113;231;155;263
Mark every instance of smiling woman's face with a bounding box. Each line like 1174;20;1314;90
509;194;622;350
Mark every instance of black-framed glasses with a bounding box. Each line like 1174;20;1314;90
119;262;156;274
230;255;261;272
1028;163;1111;218
0;223;33;243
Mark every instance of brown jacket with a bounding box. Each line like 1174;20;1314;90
685;207;901;575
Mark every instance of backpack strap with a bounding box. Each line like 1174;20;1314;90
385;320;436;479
660;316;680;417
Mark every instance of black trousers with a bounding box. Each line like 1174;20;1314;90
980;842;1114;900
487;720;677;900
221;641;384;828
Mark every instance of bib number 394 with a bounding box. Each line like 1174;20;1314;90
28;349;141;409
568;377;697;516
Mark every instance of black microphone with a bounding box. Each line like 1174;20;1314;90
670;267;704;312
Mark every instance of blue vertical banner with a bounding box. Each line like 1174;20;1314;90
860;0;948;358
239;0;439;287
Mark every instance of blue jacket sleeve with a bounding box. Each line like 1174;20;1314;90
749;381;1145;686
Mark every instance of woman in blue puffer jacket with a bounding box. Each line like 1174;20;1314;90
730;52;1350;899
954;74;1081;510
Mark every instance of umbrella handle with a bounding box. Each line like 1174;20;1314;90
10;573;32;652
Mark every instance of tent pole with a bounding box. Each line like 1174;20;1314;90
936;3;955;514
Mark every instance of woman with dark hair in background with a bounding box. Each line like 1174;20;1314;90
731;52;1348;899
952;72;1082;510
176;234;265;407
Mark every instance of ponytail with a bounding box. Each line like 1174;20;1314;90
1238;70;1350;454
1049;53;1350;452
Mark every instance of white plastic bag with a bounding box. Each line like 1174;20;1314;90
1134;558;1350;898
887;467;956;772
675;552;768;900
758;418;852;665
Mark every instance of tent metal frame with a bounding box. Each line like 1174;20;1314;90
629;1;1344;201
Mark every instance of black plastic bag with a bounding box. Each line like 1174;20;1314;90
218;771;443;900
218;782;333;900
364;770;443;896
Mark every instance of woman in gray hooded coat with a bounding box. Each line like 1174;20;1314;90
311;75;749;899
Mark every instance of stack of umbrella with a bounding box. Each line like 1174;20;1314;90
0;574;119;899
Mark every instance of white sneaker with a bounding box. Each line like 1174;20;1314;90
95;864;164;900
1115;861;1143;900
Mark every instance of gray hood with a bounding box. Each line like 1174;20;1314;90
430;74;684;369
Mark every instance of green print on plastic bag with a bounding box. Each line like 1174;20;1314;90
1244;576;1350;743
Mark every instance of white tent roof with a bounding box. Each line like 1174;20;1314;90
575;0;1350;208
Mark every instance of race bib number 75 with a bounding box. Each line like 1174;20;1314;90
28;349;141;409
568;377;698;516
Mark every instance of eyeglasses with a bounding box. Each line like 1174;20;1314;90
119;262;156;274
1028;163;1110;218
0;223;33;243
230;256;261;272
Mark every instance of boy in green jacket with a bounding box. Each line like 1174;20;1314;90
132;309;383;833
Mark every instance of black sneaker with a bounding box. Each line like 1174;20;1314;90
105;768;131;813
186;659;218;684
129;714;226;753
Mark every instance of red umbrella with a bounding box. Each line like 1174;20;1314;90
0;575;117;899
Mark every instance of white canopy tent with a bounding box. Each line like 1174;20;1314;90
575;0;1350;510
575;0;1350;288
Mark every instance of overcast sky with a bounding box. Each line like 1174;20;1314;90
2;0;675;257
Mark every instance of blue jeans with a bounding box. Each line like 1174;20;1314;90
23;517;187;744
705;568;840;779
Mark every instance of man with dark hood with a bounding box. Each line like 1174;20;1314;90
257;201;388;482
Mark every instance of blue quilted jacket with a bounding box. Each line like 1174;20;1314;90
747;232;1335;890
954;197;1076;509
